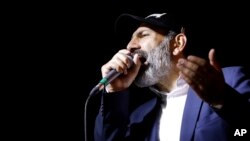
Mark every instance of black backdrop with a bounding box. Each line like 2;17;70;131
10;1;249;140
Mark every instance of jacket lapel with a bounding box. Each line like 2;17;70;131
126;96;160;139
129;97;158;126
180;88;203;141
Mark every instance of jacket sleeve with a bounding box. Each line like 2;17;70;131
216;66;250;129
94;90;130;141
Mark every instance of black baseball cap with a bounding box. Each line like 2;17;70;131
115;12;186;39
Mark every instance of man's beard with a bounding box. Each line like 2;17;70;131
133;37;173;87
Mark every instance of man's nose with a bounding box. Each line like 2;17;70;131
127;40;141;52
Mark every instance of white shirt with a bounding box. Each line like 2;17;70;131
150;78;189;141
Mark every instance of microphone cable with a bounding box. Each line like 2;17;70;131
84;81;106;141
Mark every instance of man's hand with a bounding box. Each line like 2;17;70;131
177;49;225;105
101;49;142;93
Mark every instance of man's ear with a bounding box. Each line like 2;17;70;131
173;32;187;56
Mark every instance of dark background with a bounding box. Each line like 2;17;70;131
7;0;249;140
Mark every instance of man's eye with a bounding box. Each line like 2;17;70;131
142;33;149;36
139;32;149;37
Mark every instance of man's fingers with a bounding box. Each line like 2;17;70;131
187;55;206;66
177;60;196;78
102;51;134;77
178;58;199;72
111;53;133;70
118;49;132;55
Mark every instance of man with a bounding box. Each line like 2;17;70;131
93;12;250;141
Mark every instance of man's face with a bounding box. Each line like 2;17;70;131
127;26;175;87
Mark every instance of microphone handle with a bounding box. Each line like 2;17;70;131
101;69;122;85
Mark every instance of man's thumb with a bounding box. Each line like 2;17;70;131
209;48;221;71
132;54;142;73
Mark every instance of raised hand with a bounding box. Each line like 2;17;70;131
177;49;225;105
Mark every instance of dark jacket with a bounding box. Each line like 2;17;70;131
94;66;250;141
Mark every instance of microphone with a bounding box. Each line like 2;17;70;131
89;55;134;96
